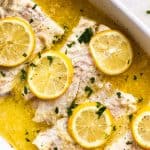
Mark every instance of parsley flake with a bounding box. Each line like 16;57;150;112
38;52;41;58
146;10;150;14
55;107;59;114
30;63;37;67
47;56;53;65
78;28;93;43
20;69;27;80
67;100;78;116
24;86;28;95
32;4;37;9
67;41;75;48
128;114;133;121
22;53;27;57
85;86;93;97
0;71;6;77
90;77;95;84
96;106;106;119
116;92;121;98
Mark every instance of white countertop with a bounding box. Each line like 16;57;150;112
120;0;150;28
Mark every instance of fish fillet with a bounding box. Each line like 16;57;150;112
105;131;143;150
33;17;138;125
0;0;64;96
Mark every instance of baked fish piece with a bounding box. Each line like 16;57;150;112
105;131;143;150
0;0;64;96
33;118;84;150
33;17;138;126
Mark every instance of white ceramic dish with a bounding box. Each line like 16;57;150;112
89;0;150;55
1;0;150;149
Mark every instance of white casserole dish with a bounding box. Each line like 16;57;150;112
89;0;150;55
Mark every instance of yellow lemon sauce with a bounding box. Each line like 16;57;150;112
0;0;149;149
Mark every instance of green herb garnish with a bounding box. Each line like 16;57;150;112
78;28;93;43
67;41;75;48
22;53;27;57
32;4;37;9
20;69;27;80
112;125;116;131
146;10;150;14
29;19;34;24
0;71;6;77
96;102;101;108
126;141;133;145
67;100;78;116
25;138;30;142
96;106;106;118
55;107;59;114
54;147;58;150
133;75;137;80
138;97;143;103
47;56;53;65
128;114;133;121
30;63;37;67
90;77;95;84
85;86;93;97
116;92;121;98
24;86;28;95
38;52;41;58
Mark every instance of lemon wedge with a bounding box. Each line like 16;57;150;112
68;102;113;148
0;17;35;67
89;30;133;75
27;51;73;100
131;106;150;149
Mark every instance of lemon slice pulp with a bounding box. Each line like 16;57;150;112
0;17;35;67
132;106;150;149
89;30;133;75
68;102;113;148
27;51;73;100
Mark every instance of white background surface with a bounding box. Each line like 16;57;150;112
120;0;150;27
0;0;150;150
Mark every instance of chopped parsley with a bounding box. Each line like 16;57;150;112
54;147;58;150
67;100;78;116
20;69;27;80
24;86;28;95
146;10;150;14
55;107;59;114
47;56;53;65
36;130;40;133
63;25;69;32
0;71;6;77
67;41;75;48
78;28;93;43
128;114;133;121
30;63;37;67
25;138;30;142
126;141;133;145
96;106;106;119
65;49;68;55
25;131;29;135
85;86;93;97
138;97;143;103
22;53;27;57
127;59;130;64
32;4;37;9
133;75;137;80
112;125;116;131
116;92;121;98
90;77;95;84
96;102;101;108
38;52;41;58
29;19;34;24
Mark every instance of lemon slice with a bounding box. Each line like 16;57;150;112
27;51;73;100
89;30;133;75
131;106;150;149
68;102;113;148
0;17;35;67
